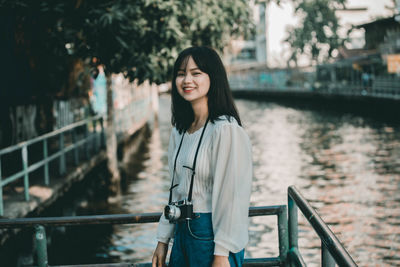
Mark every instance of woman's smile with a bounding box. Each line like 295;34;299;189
183;86;195;93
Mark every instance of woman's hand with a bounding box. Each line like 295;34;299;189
152;241;168;267
212;255;230;267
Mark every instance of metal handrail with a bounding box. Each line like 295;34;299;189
0;205;285;228
230;76;400;100
0;115;103;156
0;187;360;267
0;90;153;217
0;115;105;216
0;206;288;267
288;185;357;267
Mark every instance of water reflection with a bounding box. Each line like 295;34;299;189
102;97;173;263
238;100;400;266
46;95;400;266
114;96;399;266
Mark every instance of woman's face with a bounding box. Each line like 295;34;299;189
175;56;210;105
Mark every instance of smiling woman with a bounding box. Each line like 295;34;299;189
175;57;211;121
152;46;253;267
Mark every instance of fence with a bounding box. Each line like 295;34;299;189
0;77;155;218
0;206;288;267
230;74;400;100
0;186;358;267
0;115;105;216
287;186;357;267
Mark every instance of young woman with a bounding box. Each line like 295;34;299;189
152;46;253;267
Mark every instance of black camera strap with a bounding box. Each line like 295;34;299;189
168;118;210;204
168;130;185;204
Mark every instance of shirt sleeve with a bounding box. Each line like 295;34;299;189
156;128;177;244
211;123;253;256
157;211;175;244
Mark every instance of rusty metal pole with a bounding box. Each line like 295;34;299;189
277;206;289;264
288;191;300;266
288;193;298;249
35;225;48;267
322;242;336;267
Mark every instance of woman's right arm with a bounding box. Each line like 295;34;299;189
153;213;174;267
152;128;177;266
152;241;168;267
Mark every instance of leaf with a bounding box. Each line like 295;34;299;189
115;36;129;49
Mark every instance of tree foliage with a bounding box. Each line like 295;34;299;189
1;0;253;96
283;0;347;66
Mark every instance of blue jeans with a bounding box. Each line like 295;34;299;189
169;213;245;267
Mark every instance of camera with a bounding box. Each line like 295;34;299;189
164;199;194;222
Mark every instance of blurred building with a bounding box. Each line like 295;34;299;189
227;1;267;66
357;16;400;52
316;11;400;92
259;0;397;67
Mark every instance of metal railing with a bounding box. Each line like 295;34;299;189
230;76;400;100
0;206;288;267
0;183;358;266
287;185;357;267
0;115;105;216
0;186;359;267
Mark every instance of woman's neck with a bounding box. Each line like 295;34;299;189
189;99;209;132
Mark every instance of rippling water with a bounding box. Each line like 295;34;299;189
42;95;400;266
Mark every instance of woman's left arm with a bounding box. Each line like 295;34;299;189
211;123;253;257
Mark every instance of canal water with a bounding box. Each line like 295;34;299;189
8;94;399;266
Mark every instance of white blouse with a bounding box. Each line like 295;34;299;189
157;115;253;256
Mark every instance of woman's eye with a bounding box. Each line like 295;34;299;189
177;73;185;76
192;72;201;76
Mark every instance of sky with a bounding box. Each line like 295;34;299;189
266;0;397;67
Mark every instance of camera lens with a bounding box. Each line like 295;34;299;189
165;205;181;221
165;205;171;216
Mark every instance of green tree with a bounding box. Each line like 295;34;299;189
283;0;347;66
1;0;254;194
2;0;253;88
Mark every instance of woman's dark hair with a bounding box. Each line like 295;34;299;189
171;46;241;133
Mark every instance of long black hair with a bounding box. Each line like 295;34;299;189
171;46;241;133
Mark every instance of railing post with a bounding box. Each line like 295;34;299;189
0;156;3;216
288;195;298;249
59;133;66;175
322;242;335;267
288;193;299;266
43;139;49;186
22;146;30;201
288;186;357;266
35;225;48;267
277;206;289;264
84;123;90;159
72;128;79;166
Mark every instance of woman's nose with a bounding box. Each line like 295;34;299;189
183;74;193;83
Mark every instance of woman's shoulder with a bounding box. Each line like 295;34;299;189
210;115;252;146
170;127;183;141
211;115;246;137
212;115;239;128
